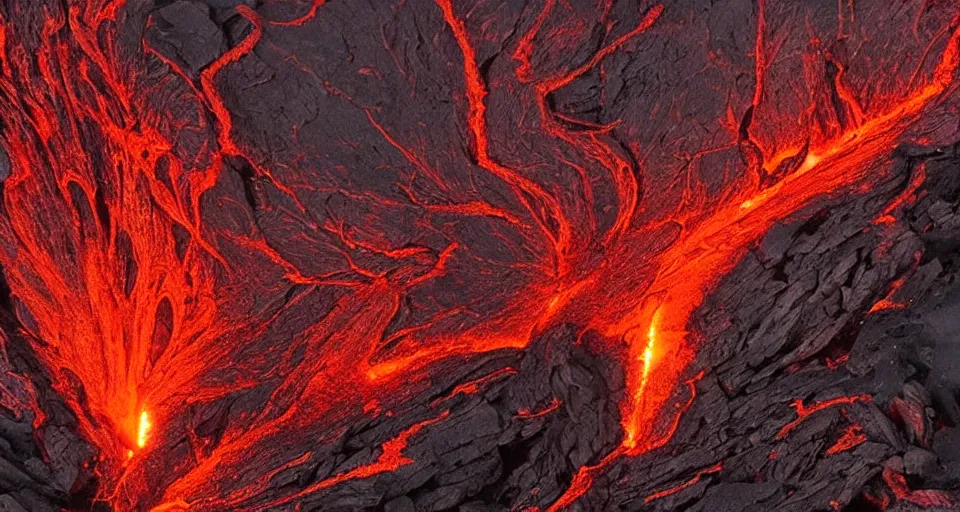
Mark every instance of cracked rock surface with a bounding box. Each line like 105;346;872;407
0;0;959;511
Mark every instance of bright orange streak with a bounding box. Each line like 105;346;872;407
137;410;151;449
777;395;870;440
1;1;959;510
874;163;927;224
544;447;626;512
869;250;922;313
643;461;723;503
610;18;960;454
435;0;571;273
622;306;660;450
198;6;263;158
752;0;767;108
270;0;326;27
258;410;450;510
826;424;866;455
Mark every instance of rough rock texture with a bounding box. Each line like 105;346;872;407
0;330;96;511
273;147;960;512
0;0;959;511
6;137;959;512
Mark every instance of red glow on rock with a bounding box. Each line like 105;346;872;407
825;354;850;371
516;397;562;419
777;395;870;440
545;447;626;512
0;0;957;509
874;163;927;225
826;423;867;455
643;461;723;503
430;367;518;407
869;251;924;313
262;410;451;510
883;467;955;508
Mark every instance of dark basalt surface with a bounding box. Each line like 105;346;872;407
0;0;959;511
5;143;960;512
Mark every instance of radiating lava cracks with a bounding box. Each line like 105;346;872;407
0;0;958;510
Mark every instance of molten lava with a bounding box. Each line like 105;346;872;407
137;410;151;449
0;0;958;510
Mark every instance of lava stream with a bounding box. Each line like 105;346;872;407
0;0;957;510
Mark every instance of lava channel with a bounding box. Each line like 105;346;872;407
0;0;957;510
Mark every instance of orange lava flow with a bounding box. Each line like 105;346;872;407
430;367;518;407
0;0;958;510
868;275;912;314
776;395;870;440
258;409;451;510
516;397;562;419
874;163;927;225
600;2;960;462
544;447;627;512
643;461;723;503
825;423;866;455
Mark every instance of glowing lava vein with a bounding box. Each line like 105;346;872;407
0;0;958;510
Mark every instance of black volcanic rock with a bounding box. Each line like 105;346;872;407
0;0;959;511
